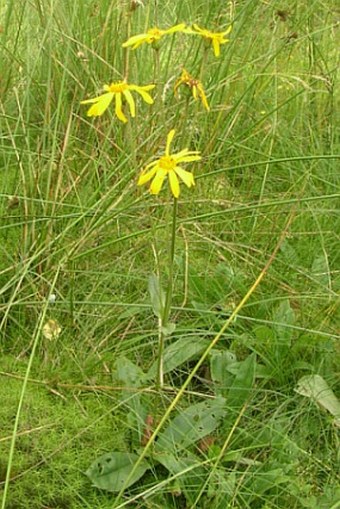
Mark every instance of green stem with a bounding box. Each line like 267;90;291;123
156;197;178;388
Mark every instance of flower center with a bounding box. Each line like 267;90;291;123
159;155;176;172
148;28;162;39
108;82;128;93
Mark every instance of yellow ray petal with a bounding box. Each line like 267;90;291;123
115;93;128;123
80;92;111;105
164;23;186;35
123;89;136;117
165;129;176;156
130;85;155;104
85;93;114;117
175;166;195;188
223;25;232;36
169;170;180;198
176;154;201;163
173;149;201;162
212;38;220;57
150;169;167;195
138;166;158;185
122;33;149;48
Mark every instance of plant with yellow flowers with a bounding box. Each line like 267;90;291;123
81;81;155;122
137;129;201;198
191;24;232;57
122;23;186;49
138;129;201;386
174;68;210;111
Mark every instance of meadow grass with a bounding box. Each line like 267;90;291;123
0;0;339;507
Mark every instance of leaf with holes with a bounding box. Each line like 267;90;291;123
155;397;226;453
86;452;150;492
147;336;211;379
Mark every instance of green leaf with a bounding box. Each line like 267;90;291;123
273;299;295;347
148;273;165;319
115;356;146;387
226;352;256;410
147;336;211;379
155;397;226;453
115;357;147;443
154;451;207;505
311;252;329;288
295;375;340;427
210;350;238;396
161;322;176;337
86;452;150;492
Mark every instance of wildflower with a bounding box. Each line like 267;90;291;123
122;23;186;50
42;319;61;340
138;129;201;198
192;24;232;57
174;68;210;111
80;81;155;122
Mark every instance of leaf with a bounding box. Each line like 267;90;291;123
154;451;207;505
280;240;300;265
148;273;165;319
86;452;150;492
115;356;146;387
155;397;226;453
273;299;295;347
210;350;238;395
147;336;211;379
115;357;147;443
226;353;256;410
311;252;329;288
161;322;176;337
295;375;340;427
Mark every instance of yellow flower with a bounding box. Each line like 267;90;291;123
122;23;186;49
174;68;210;111
192;24;232;57
138;130;201;198
80;81;155;122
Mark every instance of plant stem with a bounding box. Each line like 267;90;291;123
156;197;178;388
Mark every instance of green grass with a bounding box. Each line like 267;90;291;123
1;0;339;507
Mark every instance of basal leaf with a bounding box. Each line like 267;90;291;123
147;336;211;379
295;374;340;427
226;352;256;410
115;356;146;387
155;397;226;453
86;452;150;492
273;299;295;347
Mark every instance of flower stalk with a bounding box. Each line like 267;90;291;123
156;196;178;388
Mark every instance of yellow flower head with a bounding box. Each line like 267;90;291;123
174;68;210;111
122;23;186;50
80;81;155;122
138;130;201;198
192;24;232;57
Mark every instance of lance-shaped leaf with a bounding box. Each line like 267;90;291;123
86;452;150;492
147;336;210;379
295;375;340;427
148;273;165;319
155;397;226;453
